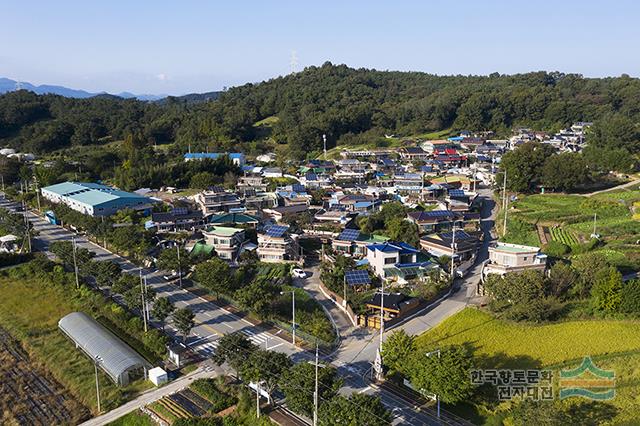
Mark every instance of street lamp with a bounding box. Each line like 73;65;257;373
426;349;441;418
280;290;296;346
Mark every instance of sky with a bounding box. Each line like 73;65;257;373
1;0;638;95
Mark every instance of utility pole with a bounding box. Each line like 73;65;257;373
425;349;441;418
502;170;508;236
593;213;598;237
94;356;102;413
280;290;296;345
450;223;457;284
256;381;261;419
323;134;327;161
1;175;4;192
314;342;319;426
375;279;385;381
34;178;41;212
292;290;296;346
176;243;183;288
72;238;80;289
140;269;147;332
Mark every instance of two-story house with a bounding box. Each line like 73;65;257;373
149;207;205;233
331;228;389;258
195;186;242;215
480;242;548;293
365;241;437;284
257;225;301;263
202;226;247;262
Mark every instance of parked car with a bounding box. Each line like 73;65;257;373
163;271;184;281
291;268;306;279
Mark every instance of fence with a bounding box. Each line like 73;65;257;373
317;280;359;327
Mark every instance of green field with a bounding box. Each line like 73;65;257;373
417;308;640;423
0;265;151;413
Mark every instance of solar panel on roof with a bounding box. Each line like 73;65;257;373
449;189;466;197
171;207;188;216
292;184;305;193
265;225;289;238
345;270;371;286
338;229;360;241
425;210;453;217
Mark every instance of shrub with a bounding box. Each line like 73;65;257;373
620;280;640;314
190;379;237;413
543;241;570;257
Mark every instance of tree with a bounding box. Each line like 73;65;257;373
484;269;548;316
386;217;419;247
280;362;343;418
157;247;191;273
234;280;278;317
542;152;588;192
212;331;257;374
152;297;175;330
319;394;391;426
239;349;292;405
92;260;121;287
189;171;216;189
381;330;416;376
195;257;234;298
500;142;556;193
546;262;579;299
591;267;623;314
571;252;611;298
620;280;640;314
408;346;474;404
173;308;195;341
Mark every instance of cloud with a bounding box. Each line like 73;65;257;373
156;73;168;81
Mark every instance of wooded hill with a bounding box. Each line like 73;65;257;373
1;62;640;160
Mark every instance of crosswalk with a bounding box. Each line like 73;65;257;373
188;328;278;357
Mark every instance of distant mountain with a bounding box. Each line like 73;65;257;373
0;77;169;101
155;91;221;104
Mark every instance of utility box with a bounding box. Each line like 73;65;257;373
148;367;168;386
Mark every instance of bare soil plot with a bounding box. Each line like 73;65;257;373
0;326;89;425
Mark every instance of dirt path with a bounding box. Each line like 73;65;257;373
584;179;640;197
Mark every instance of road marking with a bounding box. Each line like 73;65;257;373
358;386;372;394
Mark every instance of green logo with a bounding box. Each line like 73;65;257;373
559;357;615;400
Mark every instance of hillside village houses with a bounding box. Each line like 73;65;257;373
32;124;592;328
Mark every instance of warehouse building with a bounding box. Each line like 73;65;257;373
58;312;150;385
41;181;156;216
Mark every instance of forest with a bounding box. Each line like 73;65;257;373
1;62;640;163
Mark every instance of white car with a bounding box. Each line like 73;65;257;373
291;268;306;279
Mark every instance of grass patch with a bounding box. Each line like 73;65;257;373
0;263;152;413
107;410;155;426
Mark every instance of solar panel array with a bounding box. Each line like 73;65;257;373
337;228;360;241
440;230;471;241
265;225;289;238
424;210;454;218
292;184;306;193
448;189;466;197
345;270;371;286
171;207;189;216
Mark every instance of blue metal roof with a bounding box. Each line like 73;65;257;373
367;241;419;254
42;182;149;207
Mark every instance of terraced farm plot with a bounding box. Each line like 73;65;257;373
147;387;231;424
0;327;89;425
550;227;579;246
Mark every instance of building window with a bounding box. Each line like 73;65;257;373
384;257;396;265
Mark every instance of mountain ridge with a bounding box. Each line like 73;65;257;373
0;77;169;101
